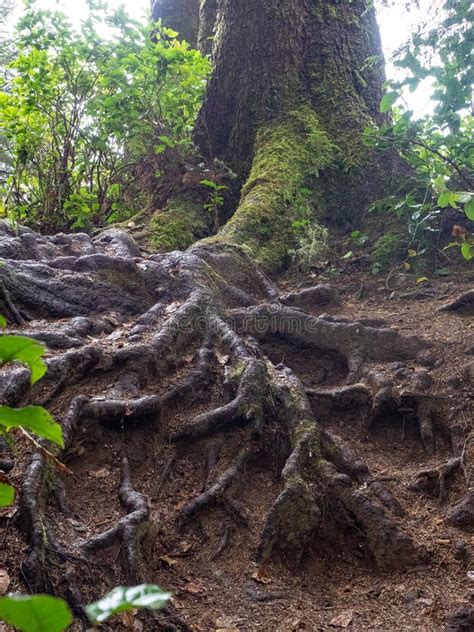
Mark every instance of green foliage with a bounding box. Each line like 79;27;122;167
86;584;171;624
365;0;473;269
0;481;15;507
0;1;210;229
0;405;63;447
289;187;329;270
200;179;227;231
0;329;63;507
0;595;72;632
0;335;46;383
0;585;170;631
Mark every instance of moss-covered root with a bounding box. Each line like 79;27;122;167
144;196;212;251
208;104;338;270
258;367;428;569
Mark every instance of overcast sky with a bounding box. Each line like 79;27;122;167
7;0;438;116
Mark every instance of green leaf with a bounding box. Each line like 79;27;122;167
0;336;46;384
437;191;452;208
465;199;474;221
0;406;64;448
461;243;474;261
0;482;15;508
86;585;171;625
0;316;7;329
157;135;175;148
163;27;179;38
199;179;218;190
380;91;398;113
0;595;72;632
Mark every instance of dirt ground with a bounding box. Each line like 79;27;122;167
1;256;473;632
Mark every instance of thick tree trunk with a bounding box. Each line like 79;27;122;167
193;0;401;268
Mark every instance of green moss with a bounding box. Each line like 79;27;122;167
148;197;210;251
209;103;338;269
98;268;146;293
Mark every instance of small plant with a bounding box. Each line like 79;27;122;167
0;1;211;230
200;179;227;231
362;0;473;273
0;325;63;507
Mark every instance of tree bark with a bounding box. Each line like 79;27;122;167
194;0;402;268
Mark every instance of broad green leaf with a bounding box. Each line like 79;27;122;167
380;91;398;113
437;191;452;208
0;482;15;507
0;316;6;329
461;243;474;261
0;336;46;384
465;199;474;221
86;585;171;624
0;595;72;632
0;406;64;448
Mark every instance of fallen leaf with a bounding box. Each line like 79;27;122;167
215;616;242;628
90;467;110;479
216;352;230;365
179;541;193;553
0;569;10;595
251;568;272;585
183;582;205;595
216;628;240;632
159;555;178;567
330;610;353;628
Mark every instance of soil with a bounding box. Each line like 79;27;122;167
0;230;473;632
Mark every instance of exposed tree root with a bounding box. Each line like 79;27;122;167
439;289;474;315
81;456;149;584
1;222;467;628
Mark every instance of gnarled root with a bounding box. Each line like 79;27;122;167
0;223;444;626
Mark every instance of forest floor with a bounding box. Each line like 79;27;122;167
1;241;473;632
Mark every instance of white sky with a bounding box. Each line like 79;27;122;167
7;0;438;116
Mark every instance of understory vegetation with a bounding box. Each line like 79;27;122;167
0;0;210;231
361;0;473;275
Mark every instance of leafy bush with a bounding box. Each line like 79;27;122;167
365;0;473;271
0;0;210;230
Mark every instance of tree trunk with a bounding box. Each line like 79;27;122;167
194;0;402;268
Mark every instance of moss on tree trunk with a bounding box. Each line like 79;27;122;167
192;0;403;268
